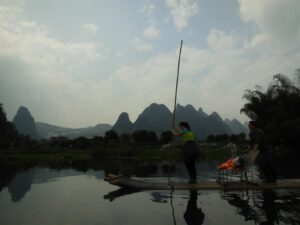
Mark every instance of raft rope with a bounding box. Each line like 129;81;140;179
168;40;183;185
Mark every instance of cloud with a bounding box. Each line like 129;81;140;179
165;0;199;30
143;25;161;39
113;51;177;118
132;37;153;51
1;0;299;127
0;0;24;8
207;29;241;50
136;1;161;51
238;0;300;50
80;23;98;36
114;14;300;122
0;5;107;126
0;7;103;66
140;1;156;25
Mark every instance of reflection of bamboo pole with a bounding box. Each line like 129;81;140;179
170;189;177;225
168;40;183;184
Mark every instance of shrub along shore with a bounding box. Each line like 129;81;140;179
0;141;248;167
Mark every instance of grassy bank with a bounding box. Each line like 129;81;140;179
0;142;248;168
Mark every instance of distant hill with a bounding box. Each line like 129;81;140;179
112;112;133;134
13;106;38;139
36;122;112;139
174;105;233;139
225;119;249;135
15;103;247;140
198;107;208;117
133;103;172;133
112;103;247;140
201;112;233;138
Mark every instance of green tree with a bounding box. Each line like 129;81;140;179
120;133;131;144
206;134;215;142
104;130;119;142
148;131;158;143
229;134;238;142
91;136;105;147
215;134;229;143
0;103;18;147
132;130;158;144
160;131;172;144
72;136;90;149
237;133;246;141
241;74;300;150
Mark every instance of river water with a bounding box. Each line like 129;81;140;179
0;159;299;225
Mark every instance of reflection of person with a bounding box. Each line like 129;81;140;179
184;190;204;225
247;121;277;183
172;121;198;183
224;190;279;224
261;190;279;225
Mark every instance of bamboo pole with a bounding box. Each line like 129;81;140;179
172;40;183;129
168;40;183;184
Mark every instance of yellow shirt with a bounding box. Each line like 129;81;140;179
181;130;195;142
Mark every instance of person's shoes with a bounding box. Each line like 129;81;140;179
189;179;197;184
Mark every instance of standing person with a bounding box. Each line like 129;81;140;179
247;121;277;183
172;121;198;184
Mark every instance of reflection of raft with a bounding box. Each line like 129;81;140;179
104;174;300;190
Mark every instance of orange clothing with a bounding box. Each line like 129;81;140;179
218;159;235;170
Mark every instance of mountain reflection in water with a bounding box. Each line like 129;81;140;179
0;159;299;225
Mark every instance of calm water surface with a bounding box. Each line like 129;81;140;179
0;160;299;225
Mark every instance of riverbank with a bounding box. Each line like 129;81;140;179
0;142;243;167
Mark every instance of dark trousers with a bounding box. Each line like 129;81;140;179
184;156;197;180
257;151;277;181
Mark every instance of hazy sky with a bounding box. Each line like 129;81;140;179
1;0;300;128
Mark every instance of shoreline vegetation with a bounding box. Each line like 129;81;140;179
1;141;299;184
0;141;247;167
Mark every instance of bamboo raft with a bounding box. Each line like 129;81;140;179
104;174;300;191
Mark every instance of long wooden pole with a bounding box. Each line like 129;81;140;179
168;40;183;185
172;40;183;128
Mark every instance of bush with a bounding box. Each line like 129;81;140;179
241;73;300;152
132;130;158;145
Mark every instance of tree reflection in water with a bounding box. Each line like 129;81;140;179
150;192;169;203
222;189;300;225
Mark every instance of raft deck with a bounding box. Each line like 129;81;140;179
104;174;300;191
